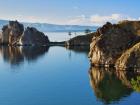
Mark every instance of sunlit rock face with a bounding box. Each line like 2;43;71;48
1;21;24;45
89;67;140;104
19;27;50;46
0;21;50;46
116;42;140;70
89;21;140;66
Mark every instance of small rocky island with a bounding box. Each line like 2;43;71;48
0;21;50;46
89;20;140;70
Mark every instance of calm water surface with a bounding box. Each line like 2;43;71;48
0;46;139;105
46;31;86;42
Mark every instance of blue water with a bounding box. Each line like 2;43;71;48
0;46;139;105
46;31;86;42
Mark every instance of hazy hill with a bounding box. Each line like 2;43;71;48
0;20;98;32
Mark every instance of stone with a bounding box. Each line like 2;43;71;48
66;33;94;46
1;20;24;45
89;21;140;66
116;42;140;70
19;27;50;46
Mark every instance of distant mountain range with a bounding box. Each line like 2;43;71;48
0;20;98;32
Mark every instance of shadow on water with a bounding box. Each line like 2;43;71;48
66;45;90;55
0;45;89;68
89;67;140;105
0;46;49;67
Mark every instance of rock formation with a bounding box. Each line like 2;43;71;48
89;21;140;67
116;42;140;69
19;27;49;46
0;21;50;46
66;33;93;46
1;21;24;45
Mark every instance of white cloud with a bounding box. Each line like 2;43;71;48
90;14;125;26
68;15;87;25
90;14;140;26
0;14;48;23
66;14;140;26
0;13;140;26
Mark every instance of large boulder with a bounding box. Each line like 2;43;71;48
89;21;140;67
19;27;49;46
1;21;24;45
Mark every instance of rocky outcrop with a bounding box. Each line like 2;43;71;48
1;21;24;45
66;33;93;46
89;21;140;67
19;27;49;46
0;21;50;46
116;42;140;70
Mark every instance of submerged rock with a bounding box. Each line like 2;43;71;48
1;21;24;45
89;21;140;67
19;27;49;46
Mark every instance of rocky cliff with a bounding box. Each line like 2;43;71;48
1;21;24;45
66;33;94;46
89;21;140;68
0;21;50;46
19;27;49;46
116;42;140;70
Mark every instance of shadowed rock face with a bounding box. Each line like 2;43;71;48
19;27;50;46
2;21;24;45
89;21;140;67
66;33;93;46
89;67;140;104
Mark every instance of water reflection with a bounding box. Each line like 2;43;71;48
0;46;89;68
66;45;89;54
89;67;140;104
0;46;49;67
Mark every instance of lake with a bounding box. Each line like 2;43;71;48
0;46;140;105
45;31;87;42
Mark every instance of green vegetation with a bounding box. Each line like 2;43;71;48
131;76;140;92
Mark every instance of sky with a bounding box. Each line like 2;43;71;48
0;0;140;26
